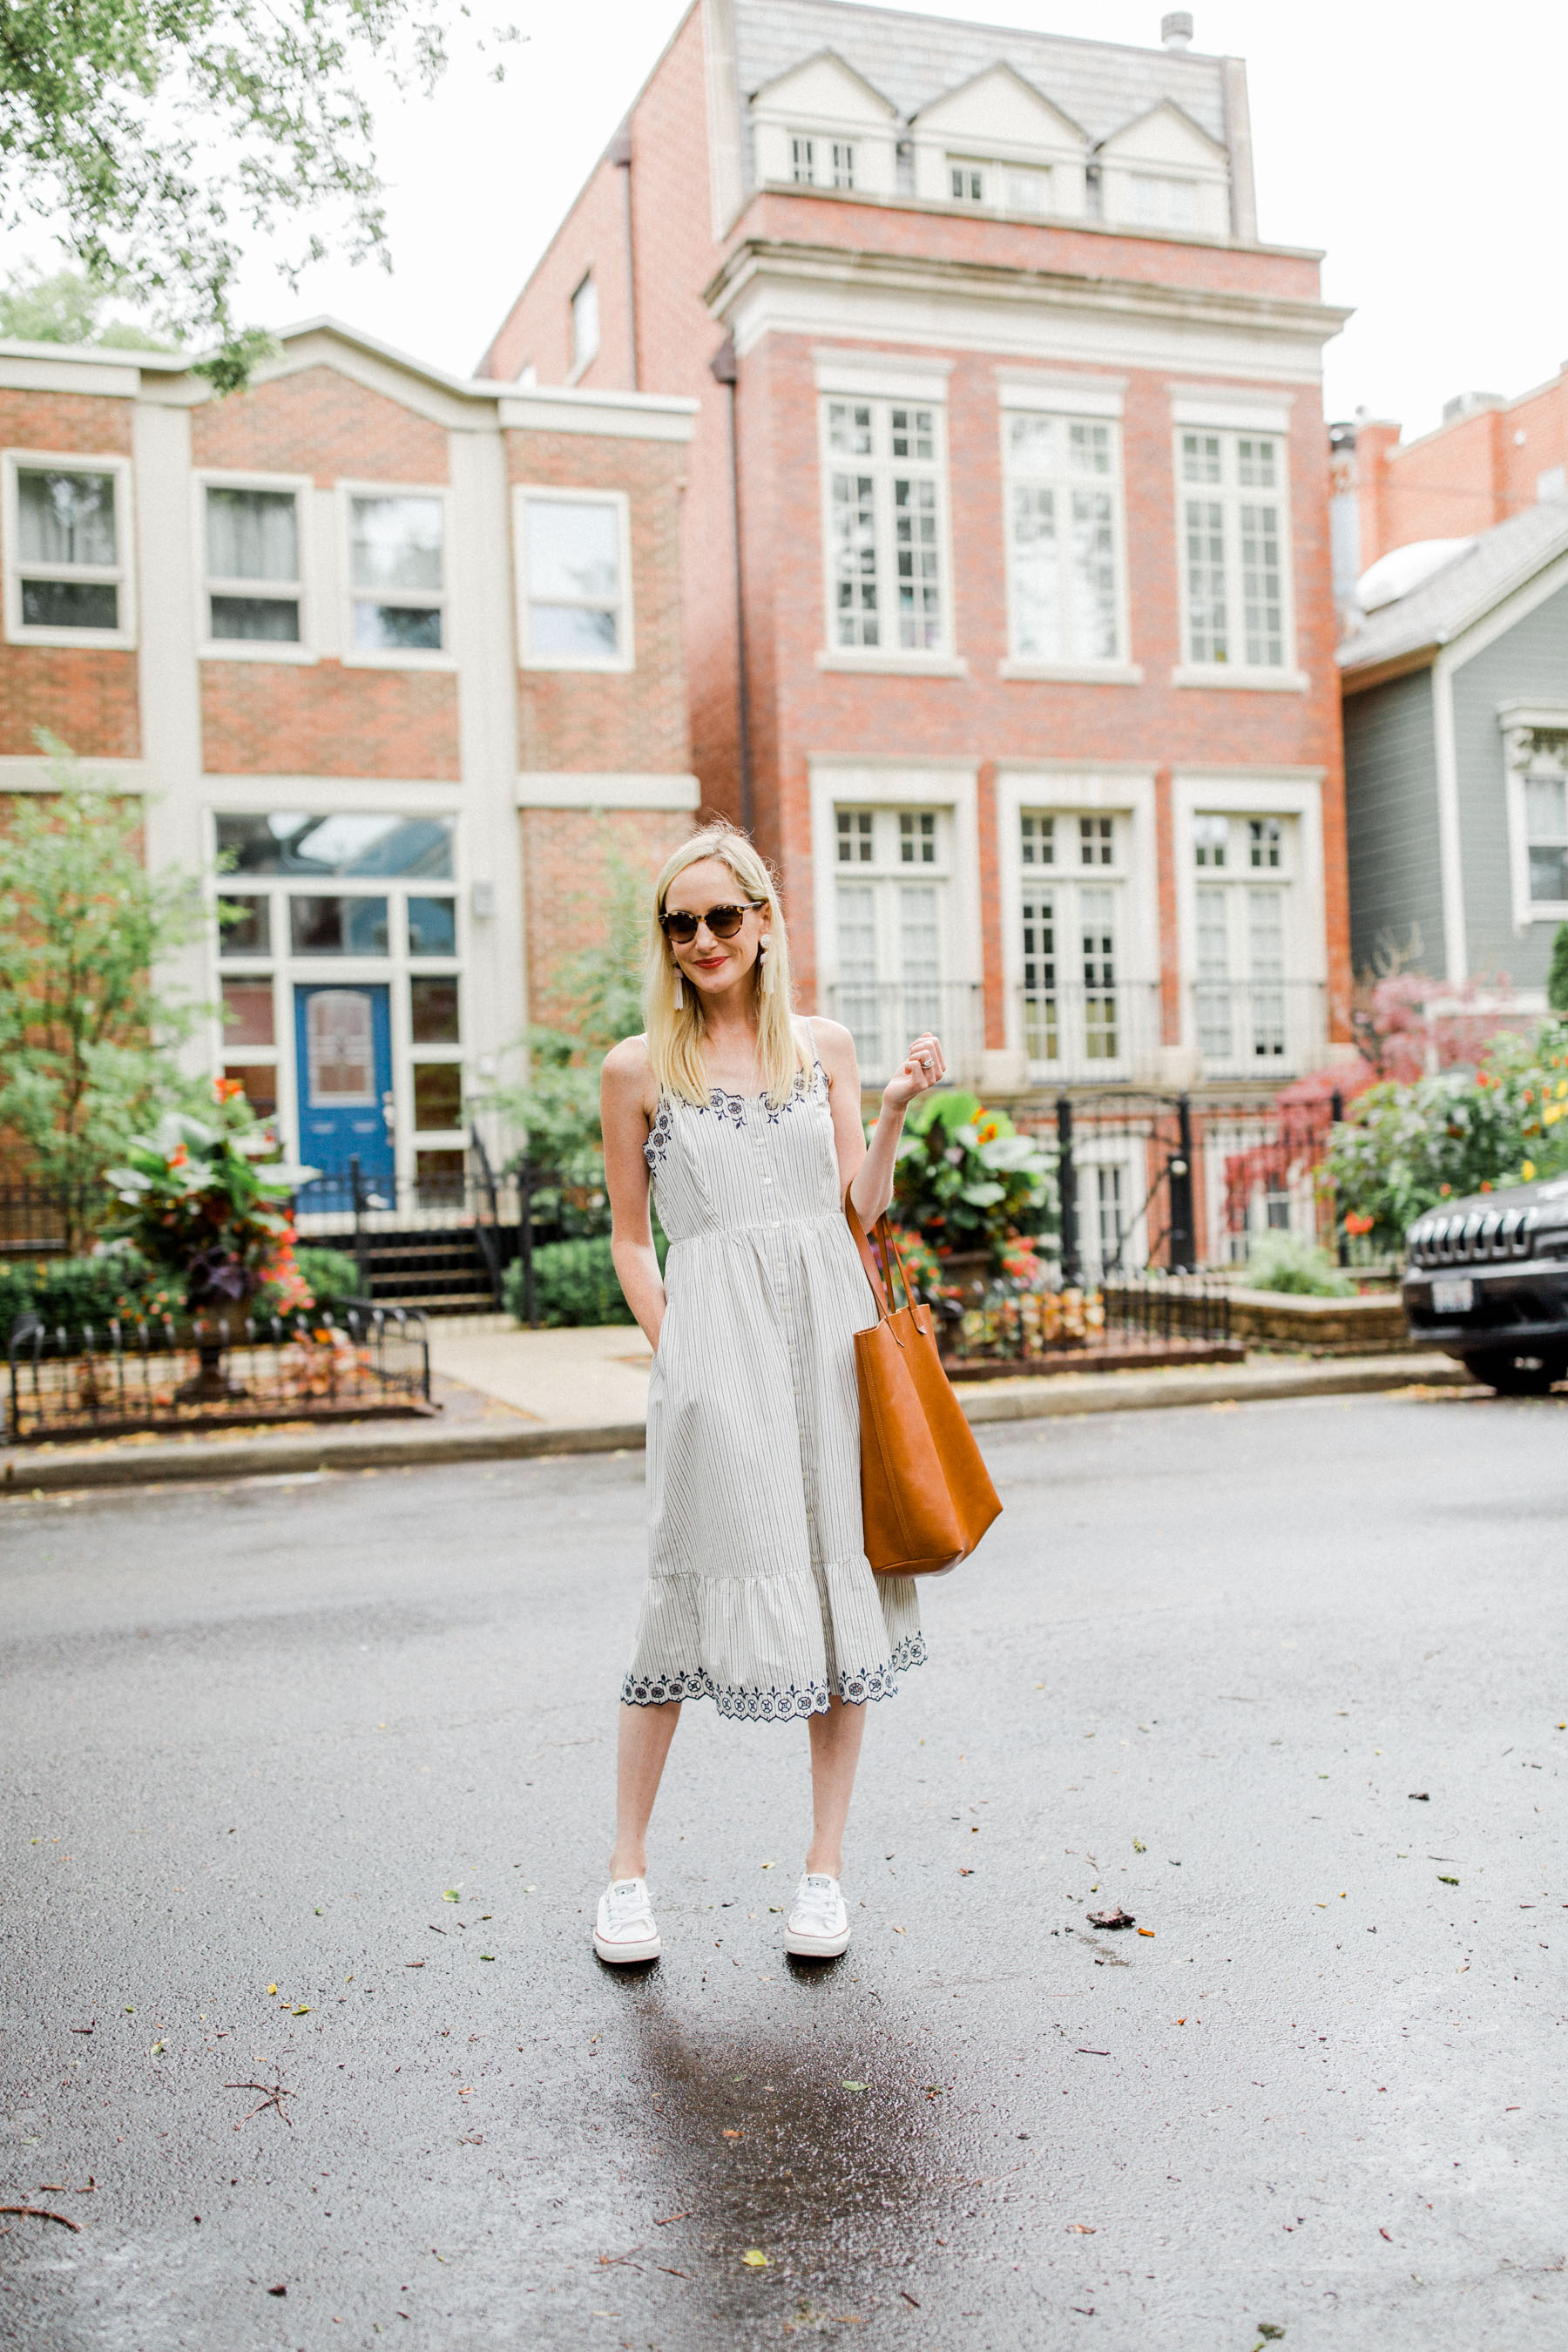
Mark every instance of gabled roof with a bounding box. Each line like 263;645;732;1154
1094;97;1229;161
1338;499;1568;682
750;46;900;118
908;59;1090;146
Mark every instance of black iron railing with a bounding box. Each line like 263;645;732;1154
6;1305;431;1443
936;1271;1236;1376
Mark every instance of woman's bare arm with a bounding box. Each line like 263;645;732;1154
814;1020;945;1227
600;1039;666;1349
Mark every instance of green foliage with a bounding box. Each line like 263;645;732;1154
0;264;174;348
890;1092;1054;1271
1549;923;1568;1017
1244;1233;1355;1298
105;1094;315;1311
1326;1021;1568;1248
0;1;521;384
0;1248;158;1342
503;1233;669;1328
0;742;208;1240
290;1247;360;1312
491;840;650;1227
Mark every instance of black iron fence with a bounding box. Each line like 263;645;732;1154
6;1305;431;1443
936;1270;1238;1378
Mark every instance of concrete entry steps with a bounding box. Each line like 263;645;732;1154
1;1348;1477;1494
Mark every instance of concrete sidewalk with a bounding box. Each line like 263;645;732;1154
0;1322;1476;1493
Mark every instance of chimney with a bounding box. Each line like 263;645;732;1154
1161;11;1193;48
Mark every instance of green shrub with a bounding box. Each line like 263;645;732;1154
292;1247;360;1312
1244;1233;1355;1298
502;1232;668;1327
1549;923;1568;1017
891;1092;1054;1271
0;1248;161;1341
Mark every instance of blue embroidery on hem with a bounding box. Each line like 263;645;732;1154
620;1630;927;1721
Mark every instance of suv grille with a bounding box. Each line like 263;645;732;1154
1407;1206;1534;1268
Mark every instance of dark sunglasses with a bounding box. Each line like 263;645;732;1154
659;899;764;945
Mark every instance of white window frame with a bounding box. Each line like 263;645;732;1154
1170;408;1306;692
193;470;314;665
809;761;983;1080
997;390;1134;681
815;385;958;673
1501;707;1568;929
945;153;1053;216
1172;769;1328;1076
337;481;453;672
995;769;1160;1086
205;806;467;1176
790;131;855;188
513;484;634;674
2;449;137;649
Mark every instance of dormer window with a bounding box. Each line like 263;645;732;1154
949;159;986;204
792;132;855;188
946;155;1054;215
1004;166;1049;214
1133;173;1198;230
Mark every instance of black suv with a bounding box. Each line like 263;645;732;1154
1403;1174;1568;1392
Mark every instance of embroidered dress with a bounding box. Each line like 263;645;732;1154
623;1027;924;1721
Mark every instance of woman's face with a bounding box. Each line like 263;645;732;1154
662;855;770;1005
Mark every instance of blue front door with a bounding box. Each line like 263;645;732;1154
294;983;394;1183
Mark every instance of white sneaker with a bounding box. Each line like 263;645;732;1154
786;1873;851;1958
593;1877;661;1964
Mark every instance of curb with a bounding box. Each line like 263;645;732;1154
0;1354;1471;1496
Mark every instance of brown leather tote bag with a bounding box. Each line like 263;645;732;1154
846;1200;1003;1576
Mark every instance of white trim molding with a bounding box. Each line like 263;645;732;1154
812;351;954;403
515;771;700;810
1499;703;1568;934
3;447;138;649
497;389;698;441
1171;765;1329;1058
1169;386;1295;433
514;484;635;674
995;368;1125;419
193;468;318;666
808;757;983;1069
993;764;1160;1090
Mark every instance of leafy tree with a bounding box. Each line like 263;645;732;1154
0;261;173;348
1549;923;1568;1017
1324;1021;1568;1248
0;742;207;1240
0;1;521;387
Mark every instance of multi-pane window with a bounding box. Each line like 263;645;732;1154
824;399;945;654
9;463;125;633
1179;430;1288;670
519;492;629;666
1526;769;1568;902
206;487;301;644
831;805;950;1079
1192;813;1293;1064
212;812;462;1173
948;157;1051;213
1004;415;1122;665
570;274;598;373
349;496;444;653
792;133;854;186
1020;810;1125;1067
1133;174;1198;230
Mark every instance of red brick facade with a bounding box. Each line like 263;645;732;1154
482;1;1352;1092
199;661;462;780
191;365;450;486
520;804;692;1032
1352;364;1568;571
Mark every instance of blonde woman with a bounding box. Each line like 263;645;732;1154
595;821;945;1966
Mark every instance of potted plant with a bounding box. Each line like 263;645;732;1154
889;1092;1054;1292
105;1079;317;1396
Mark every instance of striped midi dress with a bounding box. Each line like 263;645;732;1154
621;1031;924;1721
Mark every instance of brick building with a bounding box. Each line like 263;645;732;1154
1335;361;1568;589
0;320;696;1189
481;0;1353;1108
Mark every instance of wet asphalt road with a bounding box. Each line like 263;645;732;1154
1;1388;1565;2352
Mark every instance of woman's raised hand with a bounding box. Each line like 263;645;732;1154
881;1031;946;1113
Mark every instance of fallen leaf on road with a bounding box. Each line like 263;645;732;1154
443;1890;460;1903
1087;1907;1135;1930
267;2284;287;2296
266;1984;277;1996
405;1961;424;1969
292;2006;310;2017
958;1867;974;1876
1066;2222;1095;2234
841;2081;867;2092
721;2129;743;2139
1409;1792;1429;1801
1379;2227;1392;2241
1438;1876;1459;1886
741;2249;768;2267
1077;2048;1110;2057
653;2212;691;2226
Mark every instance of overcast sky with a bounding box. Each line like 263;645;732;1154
208;0;1568;440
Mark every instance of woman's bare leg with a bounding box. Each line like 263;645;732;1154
805;1697;868;1877
609;1700;681;1880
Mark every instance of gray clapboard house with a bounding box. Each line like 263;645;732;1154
1338;501;1568;996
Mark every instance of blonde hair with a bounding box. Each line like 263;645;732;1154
645;821;806;1108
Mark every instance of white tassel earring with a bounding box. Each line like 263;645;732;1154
673;968;685;1010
